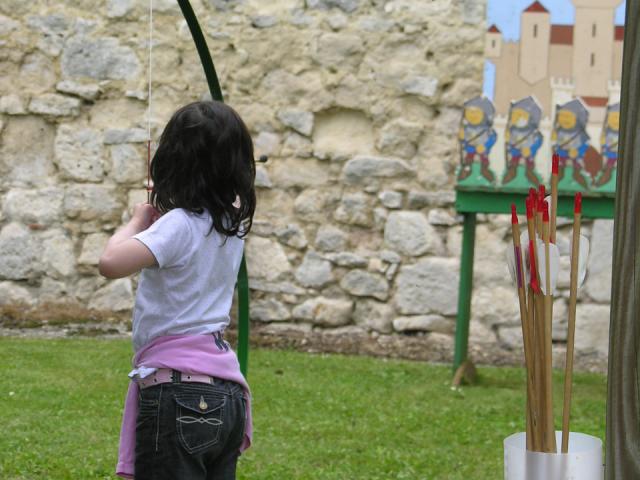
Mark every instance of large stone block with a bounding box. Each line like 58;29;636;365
459;0;485;24
315;225;347;252
249;279;305;295
79;233;110;266
340;269;389;300
584;219;613;303
306;0;360;13
282;133;313;158
36;279;71;305
378;190;403;209
0;94;27;115
270;158;329;188
275;223;308;250
392;315;454;334
103;128;148;144
260;69;326;108
251;298;292;322
106;0;135;18
109;144;144;184
254;190;295;221
312;32;364;69
295;251;333;288
74;277;107;302
2;188;64;225
0;14;20;37
407;190;456;209
471;285;520;328
0;281;34;306
473;225;512;286
255;166;273;188
0;117;55;184
395;257;459;316
384;0;453;18
41;229;76;278
56;80;101;101
401;76;439;98
334;192;372;227
358;16;395;32
323;251;368;268
276;109;314;136
54;125;105;181
26;13;70;36
253;131;281;157
89;278;134;311
251;15;278;28
19;53;57;94
292;296;353;327
244;236;291;281
294;189;328;222
64;185;122;221
384;211;444;256
342;155;414;184
29;94;81;117
574;303;610;356
26;14;70;56
376;119;423;159
0;223;41;280
353;299;394;333
62;35;140;80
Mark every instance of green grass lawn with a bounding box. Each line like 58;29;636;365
0;338;606;479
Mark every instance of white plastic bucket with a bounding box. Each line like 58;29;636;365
504;431;603;480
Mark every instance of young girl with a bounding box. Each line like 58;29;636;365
99;101;255;480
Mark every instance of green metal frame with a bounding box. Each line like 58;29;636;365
452;187;615;374
177;0;250;377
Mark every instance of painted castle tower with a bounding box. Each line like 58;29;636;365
485;0;623;125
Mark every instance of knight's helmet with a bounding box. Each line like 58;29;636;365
463;96;495;128
555;99;589;132
604;102;620;130
508;96;542;130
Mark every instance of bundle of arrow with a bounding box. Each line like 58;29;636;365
507;155;590;453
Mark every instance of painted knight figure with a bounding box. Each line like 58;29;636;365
457;96;497;186
552;99;591;191
503;96;543;187
594;102;619;191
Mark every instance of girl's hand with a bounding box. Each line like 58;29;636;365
131;203;161;232
98;204;160;278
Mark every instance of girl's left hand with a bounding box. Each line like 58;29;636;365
131;203;161;232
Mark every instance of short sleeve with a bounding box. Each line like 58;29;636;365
133;210;192;268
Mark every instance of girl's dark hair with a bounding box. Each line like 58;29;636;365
150;101;256;238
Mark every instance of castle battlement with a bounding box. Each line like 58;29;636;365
550;77;575;88
607;80;621;90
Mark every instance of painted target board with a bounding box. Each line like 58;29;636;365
457;0;624;196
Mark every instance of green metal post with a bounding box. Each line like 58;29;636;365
237;255;250;377
453;212;477;372
177;0;250;376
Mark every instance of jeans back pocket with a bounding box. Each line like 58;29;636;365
174;392;226;454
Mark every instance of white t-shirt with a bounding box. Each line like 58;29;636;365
131;208;244;351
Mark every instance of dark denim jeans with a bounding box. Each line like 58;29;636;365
135;374;246;480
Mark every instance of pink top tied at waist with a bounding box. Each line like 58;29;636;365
116;334;252;479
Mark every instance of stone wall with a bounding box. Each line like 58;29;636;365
0;0;612;368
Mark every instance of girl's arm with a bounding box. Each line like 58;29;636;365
98;204;160;279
